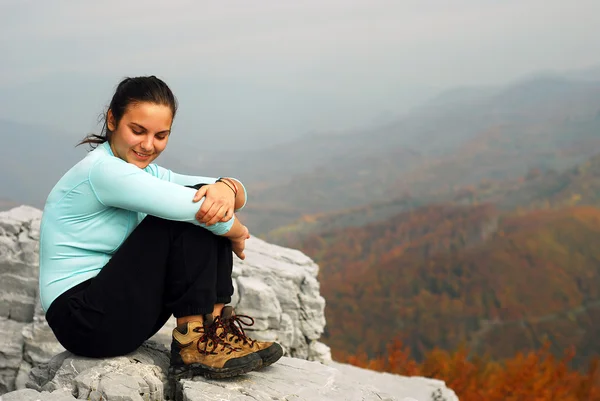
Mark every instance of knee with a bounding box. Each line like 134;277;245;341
142;214;226;248
187;224;222;245
142;214;188;233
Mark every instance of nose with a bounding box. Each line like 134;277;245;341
140;136;154;152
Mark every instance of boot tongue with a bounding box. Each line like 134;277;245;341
203;313;215;329
221;306;234;319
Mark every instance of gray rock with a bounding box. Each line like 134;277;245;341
7;345;458;401
25;342;169;401
0;261;38;322
1;388;77;401
0;317;27;393
0;207;44;393
307;341;331;362
0;206;42;266
327;361;460;401
298;280;326;341
179;357;397;401
235;276;282;331
0;206;43;224
15;360;32;390
22;298;66;366
274;312;295;350
232;237;327;361
264;276;301;309
280;310;304;349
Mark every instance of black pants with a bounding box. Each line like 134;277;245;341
45;186;233;358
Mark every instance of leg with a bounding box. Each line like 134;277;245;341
211;235;234;318
46;215;222;357
167;224;261;379
209;237;284;368
175;183;233;323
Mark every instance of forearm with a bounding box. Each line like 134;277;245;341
221;215;247;240
90;159;234;235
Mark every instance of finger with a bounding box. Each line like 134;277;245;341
201;202;222;225
220;207;233;222
197;198;216;222
234;250;245;260
207;205;227;226
193;186;208;202
196;203;212;223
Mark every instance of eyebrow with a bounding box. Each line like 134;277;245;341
130;122;171;135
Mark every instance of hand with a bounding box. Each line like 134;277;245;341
231;237;247;260
231;226;251;260
192;182;235;226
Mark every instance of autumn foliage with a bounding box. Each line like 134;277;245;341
293;204;600;368
347;339;600;400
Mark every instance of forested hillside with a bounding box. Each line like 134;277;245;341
294;204;600;371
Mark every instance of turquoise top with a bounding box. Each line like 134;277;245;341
39;141;246;312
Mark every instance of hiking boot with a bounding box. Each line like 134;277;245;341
218;306;284;368
168;314;262;380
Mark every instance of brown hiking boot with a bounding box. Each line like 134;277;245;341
168;314;262;380
218;306;284;368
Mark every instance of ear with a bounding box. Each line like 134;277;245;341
107;109;116;131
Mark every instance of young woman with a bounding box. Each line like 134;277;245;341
39;76;282;380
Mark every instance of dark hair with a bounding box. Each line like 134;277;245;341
77;76;178;148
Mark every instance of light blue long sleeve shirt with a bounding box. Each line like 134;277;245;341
39;141;246;312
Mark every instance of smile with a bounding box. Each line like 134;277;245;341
133;150;152;158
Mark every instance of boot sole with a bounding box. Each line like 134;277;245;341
169;356;262;380
257;343;284;369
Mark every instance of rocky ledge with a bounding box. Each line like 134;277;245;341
0;206;460;401
4;342;458;401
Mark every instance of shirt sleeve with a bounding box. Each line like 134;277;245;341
146;164;247;212
88;158;234;235
144;164;218;187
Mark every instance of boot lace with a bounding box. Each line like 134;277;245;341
193;321;237;355
219;314;257;347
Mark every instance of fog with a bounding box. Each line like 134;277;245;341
1;0;600;150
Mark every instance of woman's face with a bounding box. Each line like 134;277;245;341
108;102;172;169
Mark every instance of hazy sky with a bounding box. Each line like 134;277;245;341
1;0;600;149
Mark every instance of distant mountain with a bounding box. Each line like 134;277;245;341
264;196;424;246
449;150;600;211
267;144;600;248
565;64;600;81
414;85;499;112
251;76;600;237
